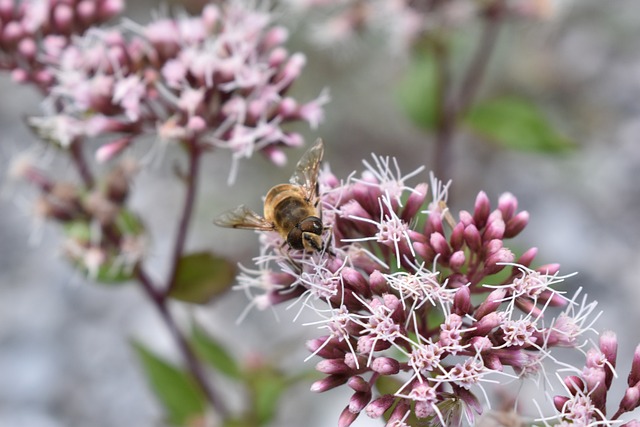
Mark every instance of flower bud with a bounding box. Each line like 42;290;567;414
474;288;506;320
369;270;389;295
453;285;471;316
473;191;491;228
497;192;518;220
553;395;569;412
474;311;502;335
504;211;529;238
599;330;617;389
365;395;394;419
515;247;538;267
628;344;640;387
342;267;370;298
402;183;428;222
348;391;371;414
429;232;450;258
338;405;358;427
464;224;482;252
620;385;640;412
483;211;505;241
449;250;466;271
347;376;370;393
371;357;400;375
310;374;348;393
449;222;465;251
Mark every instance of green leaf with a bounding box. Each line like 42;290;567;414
116;208;145;235
464;96;575;152
248;367;289;426
132;341;208;426
374;375;403;396
396;52;439;130
191;324;242;379
169;252;236;304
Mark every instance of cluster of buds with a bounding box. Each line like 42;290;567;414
10;156;144;281
236;153;612;426
0;0;123;87
547;332;640;426
21;2;327;182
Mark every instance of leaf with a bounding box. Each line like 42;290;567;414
247;366;289;426
191;324;242;379
132;341;208;426
396;52;439;130
374;375;403;396
169;252;236;304
464;96;575;152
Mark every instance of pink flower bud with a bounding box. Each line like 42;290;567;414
474;288;506;320
563;375;585;395
77;1;97;24
95;137;132;163
369;270;389;295
53;4;74;32
3;21;23;43
628;344;640;387
622;420;640;427
470;336;493;352
483;211;505;240
347;376;370;393
342;267;370;298
497;192;518;220
473;191;491;228
275;52;306;88
464;224;482;252
459;210;474;226
11;68;28;83
483;354;503;371
371;357;400;375
429;232;450;257
98;0;124;20
278;97;298;116
413;241;435;264
348;391;371;414
453;285;471;316
306;337;344;359
474;311;501;335
536;263;560;275
450;222;465;251
516;247;538;267
201;4;219;30
269;46;289;68
449;250;466;271
311;374;348;392
263;26;288;50
504;211;529;238
402;183;428;223
365;395;394;418
620;385;640;412
338;405;358;427
600;330;617;389
553;395;570;412
582;366;607;410
17;37;36;59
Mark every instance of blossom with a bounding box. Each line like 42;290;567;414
3;2;327;182
234;149;610;426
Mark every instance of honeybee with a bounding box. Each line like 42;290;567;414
214;139;327;253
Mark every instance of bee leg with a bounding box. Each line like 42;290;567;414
280;243;303;274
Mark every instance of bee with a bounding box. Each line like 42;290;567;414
214;139;327;253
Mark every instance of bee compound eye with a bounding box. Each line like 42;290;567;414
300;216;323;235
286;226;304;250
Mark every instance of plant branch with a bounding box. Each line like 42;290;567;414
134;265;229;418
69;139;95;189
165;140;201;295
433;2;506;185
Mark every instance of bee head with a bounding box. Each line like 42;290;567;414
287;216;323;252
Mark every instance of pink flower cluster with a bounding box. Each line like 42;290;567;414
5;2;327;182
547;332;640;426
0;0;123;87
237;154;610;426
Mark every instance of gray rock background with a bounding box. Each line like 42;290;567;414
2;1;640;426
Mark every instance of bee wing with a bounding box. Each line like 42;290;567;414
289;138;324;201
213;205;275;231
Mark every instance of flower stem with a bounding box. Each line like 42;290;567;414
135;266;229;418
433;2;505;186
69;139;95;189
165;140;201;296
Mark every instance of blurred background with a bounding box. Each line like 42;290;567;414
1;0;640;426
